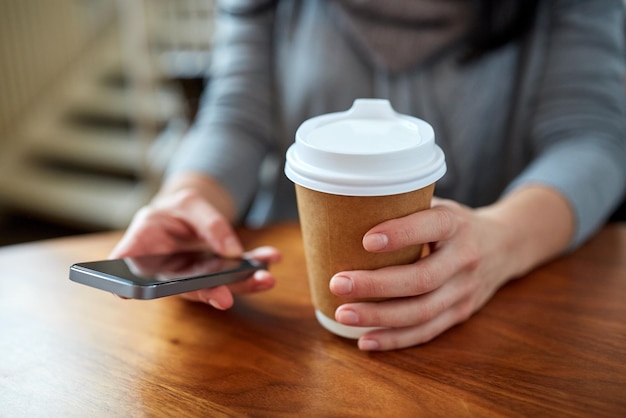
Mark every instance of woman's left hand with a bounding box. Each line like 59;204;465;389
329;197;521;351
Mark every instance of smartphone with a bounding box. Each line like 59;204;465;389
69;250;267;300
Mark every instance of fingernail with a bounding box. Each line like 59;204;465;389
253;278;273;292
330;275;353;295
363;233;388;251
336;309;359;325
208;299;225;310
223;236;242;257
358;338;380;351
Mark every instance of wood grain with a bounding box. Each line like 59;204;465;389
1;222;625;417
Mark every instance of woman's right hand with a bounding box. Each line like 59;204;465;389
111;187;245;259
109;174;280;308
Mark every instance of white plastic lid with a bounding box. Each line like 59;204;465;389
284;99;446;196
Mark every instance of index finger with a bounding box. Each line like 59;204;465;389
362;206;458;252
169;189;243;258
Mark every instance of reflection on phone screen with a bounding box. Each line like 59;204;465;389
124;251;239;281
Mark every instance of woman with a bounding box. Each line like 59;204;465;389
111;0;626;350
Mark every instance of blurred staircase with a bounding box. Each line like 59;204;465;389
0;28;185;229
0;0;215;230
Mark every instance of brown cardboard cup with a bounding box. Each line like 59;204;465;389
284;99;446;339
295;184;435;338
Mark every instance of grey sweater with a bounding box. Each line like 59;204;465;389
168;0;626;249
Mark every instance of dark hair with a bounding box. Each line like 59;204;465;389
220;0;541;61
462;0;541;61
218;0;279;16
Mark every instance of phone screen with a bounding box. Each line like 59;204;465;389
69;251;265;299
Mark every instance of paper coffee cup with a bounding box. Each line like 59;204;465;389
285;99;446;339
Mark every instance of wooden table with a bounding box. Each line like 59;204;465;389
1;222;625;417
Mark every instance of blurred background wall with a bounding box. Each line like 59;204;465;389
1;1;623;246
0;0;216;245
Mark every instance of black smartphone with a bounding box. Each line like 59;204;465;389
69;250;267;299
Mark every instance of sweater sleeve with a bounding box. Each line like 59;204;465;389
166;0;276;220
505;0;626;249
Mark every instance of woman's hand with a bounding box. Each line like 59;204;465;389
110;174;280;309
330;186;574;351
